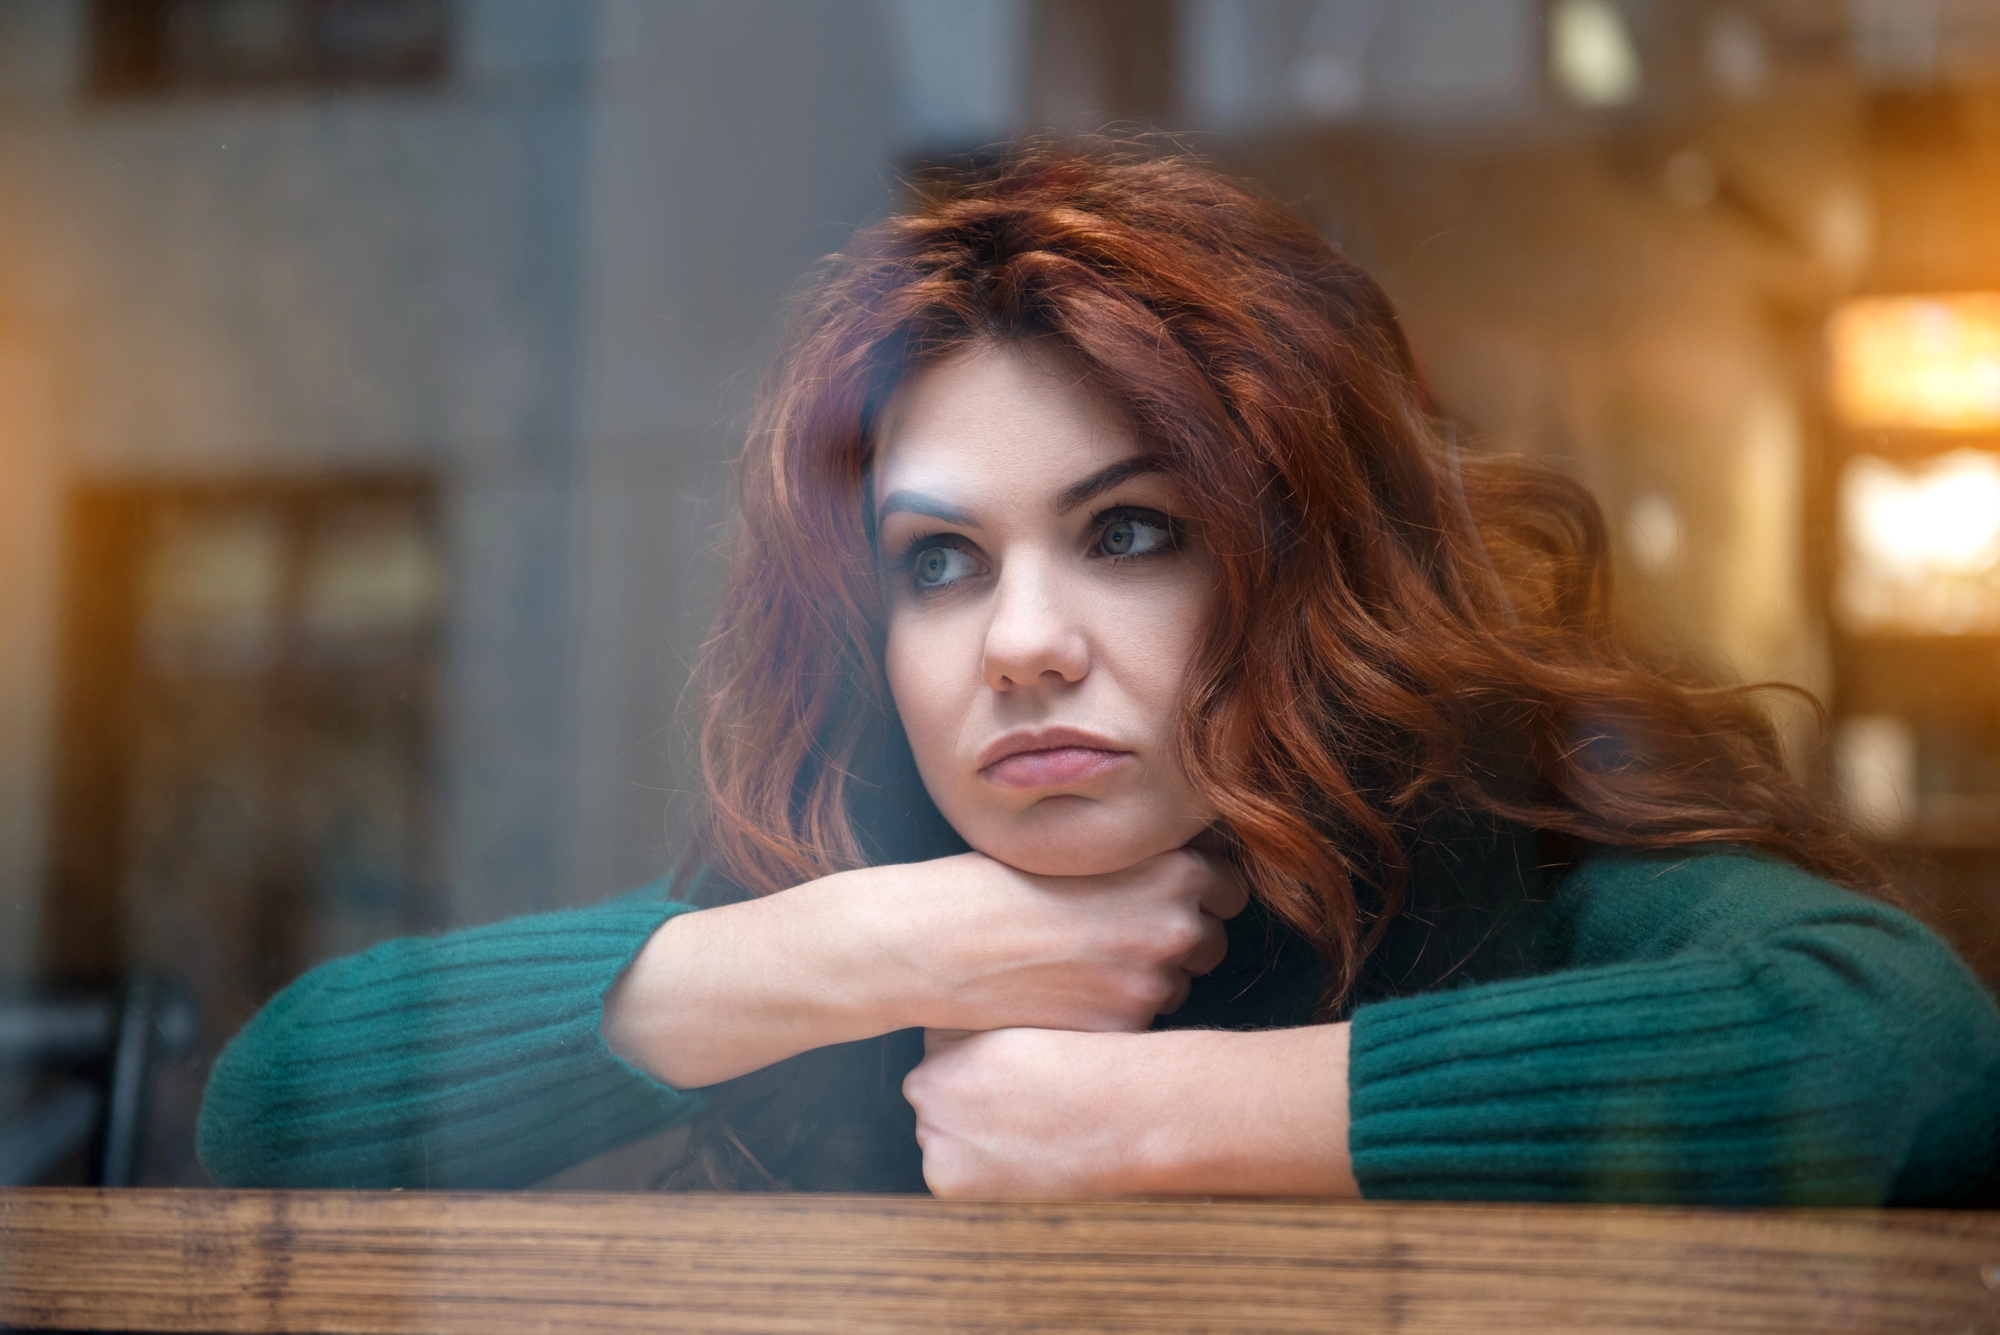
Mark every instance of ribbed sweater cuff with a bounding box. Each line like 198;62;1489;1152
1346;955;1878;1204
199;897;705;1189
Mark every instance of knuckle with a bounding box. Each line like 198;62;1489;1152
1128;971;1175;1011
1158;914;1206;957
1123;911;1195;963
920;1148;977;1198
925;1164;971;1199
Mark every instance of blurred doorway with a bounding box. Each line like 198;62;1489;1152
41;474;446;1184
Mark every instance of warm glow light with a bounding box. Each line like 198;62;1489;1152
1848;452;2000;573
1839;450;2000;634
1829;293;2000;430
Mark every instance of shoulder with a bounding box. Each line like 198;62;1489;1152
1555;844;1942;963
1566;845;1842;896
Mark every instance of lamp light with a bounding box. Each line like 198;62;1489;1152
1838;449;2000;634
1829;294;2000;431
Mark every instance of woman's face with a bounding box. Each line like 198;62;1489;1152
873;343;1218;876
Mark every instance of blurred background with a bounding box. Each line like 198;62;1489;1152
0;0;1996;1187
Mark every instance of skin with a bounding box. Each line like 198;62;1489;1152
872;343;1216;877
604;345;1359;1198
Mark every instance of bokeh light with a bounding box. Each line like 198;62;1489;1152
1829;295;2000;432
1839;449;2000;634
1549;0;1643;107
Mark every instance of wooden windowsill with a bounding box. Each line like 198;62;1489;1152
2;1187;1996;1333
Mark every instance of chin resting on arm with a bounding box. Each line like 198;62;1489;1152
602;848;1245;1090
606;845;1360;1200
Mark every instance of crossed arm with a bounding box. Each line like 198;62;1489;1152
600;851;1360;1198
202;845;1996;1198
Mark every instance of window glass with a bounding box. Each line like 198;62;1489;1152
0;0;1990;1254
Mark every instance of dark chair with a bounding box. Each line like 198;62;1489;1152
0;977;197;1186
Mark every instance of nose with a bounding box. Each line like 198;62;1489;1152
982;552;1090;692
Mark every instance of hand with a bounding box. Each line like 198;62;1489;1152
869;847;1250;1036
905;1024;1360;1200
904;1028;1143;1198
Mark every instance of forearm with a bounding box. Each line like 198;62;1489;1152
603;868;912;1089
200;894;699;1188
1334;851;2000;1205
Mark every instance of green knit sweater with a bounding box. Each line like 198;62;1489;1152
196;845;2000;1204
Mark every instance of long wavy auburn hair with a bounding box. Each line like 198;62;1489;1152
690;138;1880;1012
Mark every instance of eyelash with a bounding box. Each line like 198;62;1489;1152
891;506;1179;595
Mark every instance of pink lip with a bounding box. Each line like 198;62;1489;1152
977;727;1134;790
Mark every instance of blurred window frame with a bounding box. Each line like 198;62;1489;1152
86;0;450;99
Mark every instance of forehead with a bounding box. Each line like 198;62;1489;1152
872;344;1142;502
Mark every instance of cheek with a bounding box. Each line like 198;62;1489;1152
883;609;978;773
1089;574;1212;714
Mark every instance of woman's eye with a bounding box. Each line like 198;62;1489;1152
911;543;979;589
1097;512;1173;559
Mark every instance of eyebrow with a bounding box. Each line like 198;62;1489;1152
1054;457;1165;513
874;457;1165;529
875;490;977;528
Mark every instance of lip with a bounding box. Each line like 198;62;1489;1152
977;726;1135;790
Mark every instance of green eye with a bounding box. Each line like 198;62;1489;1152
1099;514;1172;558
913;544;977;587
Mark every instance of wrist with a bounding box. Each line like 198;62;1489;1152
811;858;991;1036
1107;1026;1359;1198
784;863;933;1036
602;867;918;1089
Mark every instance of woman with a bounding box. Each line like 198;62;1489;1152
198;142;2000;1204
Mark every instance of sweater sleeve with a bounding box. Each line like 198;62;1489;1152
196;889;706;1189
1347;850;2000;1205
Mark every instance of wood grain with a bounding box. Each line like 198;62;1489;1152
2;1188;1997;1334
